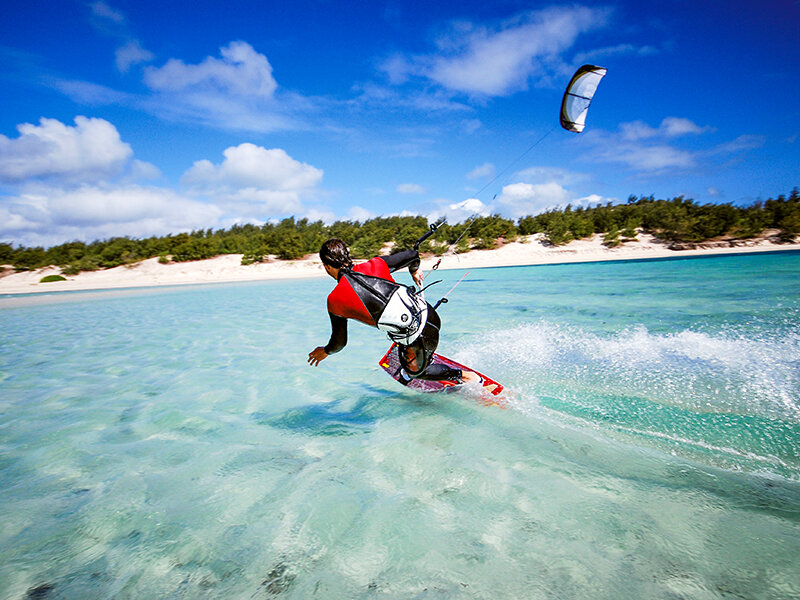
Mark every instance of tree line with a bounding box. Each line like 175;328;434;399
1;188;798;274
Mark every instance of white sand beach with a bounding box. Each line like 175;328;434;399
1;232;798;296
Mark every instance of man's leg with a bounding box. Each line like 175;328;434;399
398;307;464;381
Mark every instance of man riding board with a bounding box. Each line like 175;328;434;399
308;238;478;384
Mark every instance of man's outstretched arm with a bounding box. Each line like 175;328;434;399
308;313;348;366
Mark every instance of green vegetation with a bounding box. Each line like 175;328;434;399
39;274;67;283
2;188;798;274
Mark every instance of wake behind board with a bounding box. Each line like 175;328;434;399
379;344;504;401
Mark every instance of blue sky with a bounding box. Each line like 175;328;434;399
1;0;798;247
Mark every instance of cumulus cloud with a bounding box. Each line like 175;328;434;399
182;143;323;216
47;185;220;227
385;6;608;96
0;117;327;246
136;41;305;132
1;185;223;247
128;159;161;181
427;197;491;223
0;116;133;183
183;143;321;191
397;183;426;194
497;181;571;216
145;41;277;97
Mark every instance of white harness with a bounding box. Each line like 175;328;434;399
376;286;428;345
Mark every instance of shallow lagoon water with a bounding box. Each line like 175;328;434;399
1;252;799;599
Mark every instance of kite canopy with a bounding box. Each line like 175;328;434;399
560;65;607;133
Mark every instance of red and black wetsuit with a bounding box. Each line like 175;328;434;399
324;250;461;382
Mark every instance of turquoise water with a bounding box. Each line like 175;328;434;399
1;252;799;599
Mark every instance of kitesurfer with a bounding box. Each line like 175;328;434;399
308;238;478;384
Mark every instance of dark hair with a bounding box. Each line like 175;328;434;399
319;238;353;269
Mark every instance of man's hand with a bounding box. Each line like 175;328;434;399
412;269;424;288
308;346;328;366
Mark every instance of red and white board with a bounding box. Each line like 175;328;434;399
379;344;505;403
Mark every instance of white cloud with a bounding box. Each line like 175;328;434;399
514;166;588;187
116;40;154;73
583;117;760;175
467;162;495;180
585;117;722;173
620;117;712;141
0;185;223;247
381;54;412;85
135;41;306;132
573;42;657;65
301;207;337;224
391;6;608;96
54;79;132;105
48;185;219;226
350;82;471;114
576;193;608;206
347;206;376;222
0;119;326;246
596;142;696;172
144;41;277;97
219;188;305;216
497;181;571;216
0;204;39;233
87;3;154;77
128;159;161;181
461;119;482;135
661;117;712;137
397;183;426;194
90;1;124;25
183;143;322;191
181;143;323;217
0;116;133;183
427;197;491;223
709;134;765;155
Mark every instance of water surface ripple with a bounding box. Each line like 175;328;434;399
1;253;799;599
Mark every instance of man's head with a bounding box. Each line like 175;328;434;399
319;238;353;277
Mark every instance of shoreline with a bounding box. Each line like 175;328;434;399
1;233;798;297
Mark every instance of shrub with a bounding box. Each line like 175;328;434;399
40;274;67;283
241;252;266;265
603;225;621;247
61;264;81;276
544;214;572;246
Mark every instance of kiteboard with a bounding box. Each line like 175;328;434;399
379;344;505;404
